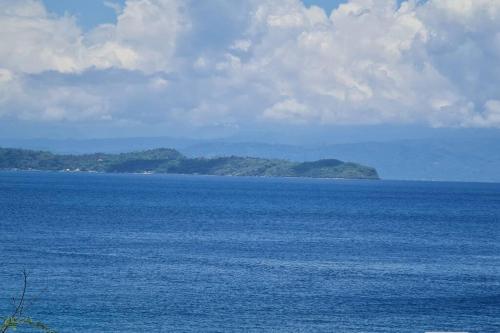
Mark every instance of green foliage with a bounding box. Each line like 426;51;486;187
1;317;55;333
0;147;379;179
1;271;55;333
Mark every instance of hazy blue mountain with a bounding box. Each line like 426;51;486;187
0;137;199;154
182;137;500;182
311;138;500;182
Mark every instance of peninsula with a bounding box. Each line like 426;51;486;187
0;147;379;180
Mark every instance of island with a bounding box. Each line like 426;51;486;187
0;147;379;179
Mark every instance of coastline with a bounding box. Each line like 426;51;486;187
0;168;381;181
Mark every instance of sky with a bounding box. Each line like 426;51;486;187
1;0;499;142
42;0;348;30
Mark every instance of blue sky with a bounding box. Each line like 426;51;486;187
43;0;347;30
1;0;499;141
42;0;410;31
43;0;123;30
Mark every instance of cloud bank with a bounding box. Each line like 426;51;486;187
1;0;500;130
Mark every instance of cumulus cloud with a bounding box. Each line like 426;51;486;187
210;0;500;128
86;0;189;72
0;0;83;74
0;0;187;121
1;0;500;129
0;0;186;74
221;0;499;127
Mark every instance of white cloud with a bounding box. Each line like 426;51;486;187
208;0;500;127
0;0;187;74
230;39;252;52
0;69;14;84
263;99;314;123
38;87;110;121
470;100;500;127
0;74;111;122
0;0;186;121
0;0;83;74
1;0;500;129
87;0;189;73
149;77;169;91
103;1;123;15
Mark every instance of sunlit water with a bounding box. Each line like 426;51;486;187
0;171;499;332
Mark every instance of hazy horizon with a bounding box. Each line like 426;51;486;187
1;0;500;182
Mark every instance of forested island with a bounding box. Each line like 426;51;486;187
0;147;379;179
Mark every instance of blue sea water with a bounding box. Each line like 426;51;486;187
0;171;499;332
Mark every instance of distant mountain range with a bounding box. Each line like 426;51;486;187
1;134;499;182
0;147;379;180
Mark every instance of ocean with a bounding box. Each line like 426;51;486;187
0;171;499;332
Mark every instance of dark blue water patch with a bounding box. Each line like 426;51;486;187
0;171;499;332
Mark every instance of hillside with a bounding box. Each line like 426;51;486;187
3;131;499;182
180;137;500;182
0;147;379;180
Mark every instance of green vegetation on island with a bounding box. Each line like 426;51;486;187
0;147;379;180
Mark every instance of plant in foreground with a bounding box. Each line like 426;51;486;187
1;270;55;333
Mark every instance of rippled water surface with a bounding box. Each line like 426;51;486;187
0;171;499;332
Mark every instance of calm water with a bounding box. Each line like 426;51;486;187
0;171;499;332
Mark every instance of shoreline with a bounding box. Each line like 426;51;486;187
3;168;500;184
0;168;381;181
